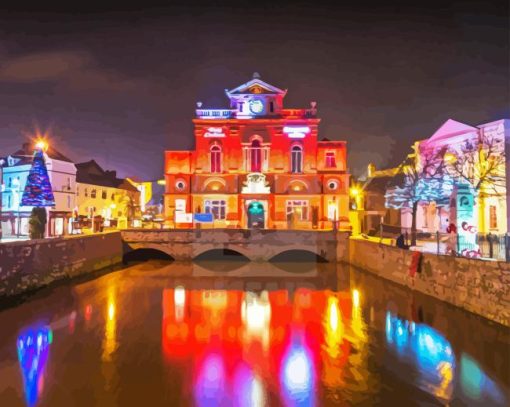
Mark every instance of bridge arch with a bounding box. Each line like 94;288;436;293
269;249;328;263
123;247;175;263
193;247;251;262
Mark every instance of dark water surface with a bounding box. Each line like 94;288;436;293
0;261;508;406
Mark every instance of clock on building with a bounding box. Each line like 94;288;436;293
249;99;264;114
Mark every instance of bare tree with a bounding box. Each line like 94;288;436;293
385;147;449;246
446;133;506;195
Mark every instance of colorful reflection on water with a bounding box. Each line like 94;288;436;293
162;287;356;406
386;312;507;405
6;263;507;407
385;311;455;401
460;353;506;405
16;326;53;407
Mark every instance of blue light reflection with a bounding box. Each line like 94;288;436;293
280;340;315;407
17;326;53;407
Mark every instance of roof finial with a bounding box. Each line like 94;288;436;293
252;72;261;79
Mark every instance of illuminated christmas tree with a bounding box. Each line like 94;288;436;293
21;148;55;207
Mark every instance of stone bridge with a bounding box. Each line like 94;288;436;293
121;229;349;262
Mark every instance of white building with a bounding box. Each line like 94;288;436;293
402;118;509;235
1;142;77;237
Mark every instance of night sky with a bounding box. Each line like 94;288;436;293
0;1;508;180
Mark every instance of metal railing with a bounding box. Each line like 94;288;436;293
377;224;509;261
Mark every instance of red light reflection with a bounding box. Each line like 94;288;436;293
162;288;353;404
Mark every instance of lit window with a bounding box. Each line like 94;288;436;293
490;205;497;229
325;152;336;168
291;145;303;173
250;139;262;172
91;189;96;199
205;200;226;220
210;145;222;173
286;200;309;221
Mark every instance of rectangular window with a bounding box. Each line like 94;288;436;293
205;200;226;220
67;195;71;209
102;190;107;199
489;205;497;229
91;189;96;199
325;152;337;168
327;200;337;221
286;200;309;221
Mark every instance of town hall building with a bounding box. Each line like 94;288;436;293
164;74;350;229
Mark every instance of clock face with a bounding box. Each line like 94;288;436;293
249;99;264;114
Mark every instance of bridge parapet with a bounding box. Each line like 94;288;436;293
121;229;348;262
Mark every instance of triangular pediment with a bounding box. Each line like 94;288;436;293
226;78;287;96
428;119;478;142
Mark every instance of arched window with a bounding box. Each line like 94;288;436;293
250;139;262;172
291;145;303;173
210;145;222;173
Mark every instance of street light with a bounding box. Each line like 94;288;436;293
35;139;48;152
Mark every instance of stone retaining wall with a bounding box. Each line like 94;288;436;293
347;238;510;327
0;232;123;298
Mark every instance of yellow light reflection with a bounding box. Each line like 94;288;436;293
322;294;345;388
352;289;360;309
241;291;271;352
435;361;454;401
102;289;118;361
174;286;186;322
323;295;344;359
351;289;366;341
201;290;227;329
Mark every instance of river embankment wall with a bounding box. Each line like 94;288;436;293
347;237;510;327
0;232;122;298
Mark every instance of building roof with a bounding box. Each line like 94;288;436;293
225;74;287;97
75;160;138;192
4;142;73;166
427;119;478;143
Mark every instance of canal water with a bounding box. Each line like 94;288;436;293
0;260;508;406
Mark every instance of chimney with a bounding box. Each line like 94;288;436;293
368;163;376;178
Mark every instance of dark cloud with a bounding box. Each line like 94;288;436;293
0;51;91;83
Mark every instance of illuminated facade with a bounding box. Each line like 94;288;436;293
164;74;350;229
1;142;77;237
407;119;509;236
75;160;140;229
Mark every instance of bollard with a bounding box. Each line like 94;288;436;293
488;233;494;259
436;231;440;255
506;233;510;262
